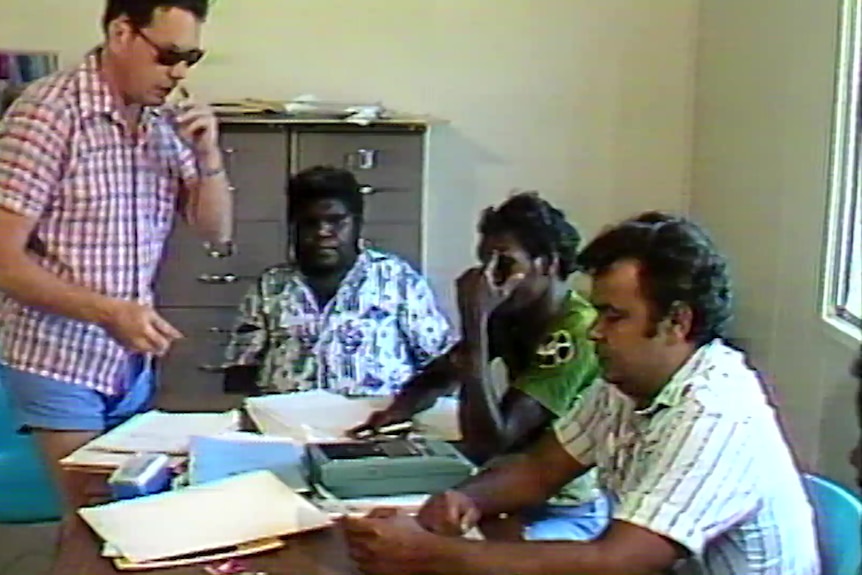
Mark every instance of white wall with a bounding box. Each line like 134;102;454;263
0;0;697;316
692;0;860;487
2;0;859;487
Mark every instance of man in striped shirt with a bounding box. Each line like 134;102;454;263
0;0;232;508
342;212;820;575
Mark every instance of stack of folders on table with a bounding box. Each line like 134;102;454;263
244;390;462;443
60;410;240;473
188;431;310;493
79;470;331;570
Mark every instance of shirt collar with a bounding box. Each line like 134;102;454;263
634;338;722;416
77;47;163;125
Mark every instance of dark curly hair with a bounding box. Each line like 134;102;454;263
102;0;209;31
577;211;733;345
286;166;364;222
478;192;581;280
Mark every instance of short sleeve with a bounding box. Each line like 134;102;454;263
223;277;269;368
511;327;600;417
397;267;456;368
553;383;610;467
0;97;70;218
612;404;759;555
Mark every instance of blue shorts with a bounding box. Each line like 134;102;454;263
0;356;155;432
523;494;612;541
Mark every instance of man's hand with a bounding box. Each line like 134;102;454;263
456;253;525;329
101;300;183;356
341;508;443;575
175;99;219;155
417;490;482;536
347;407;411;439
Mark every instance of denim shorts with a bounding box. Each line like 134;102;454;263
0;355;155;432
523;494;612;541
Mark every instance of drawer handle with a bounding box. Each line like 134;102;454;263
208;326;232;334
345;149;377;170
223;147;236;156
359;185;376;195
197;273;238;284
198;363;224;373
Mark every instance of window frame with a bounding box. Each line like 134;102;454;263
824;0;862;342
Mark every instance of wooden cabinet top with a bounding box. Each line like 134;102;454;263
217;113;439;131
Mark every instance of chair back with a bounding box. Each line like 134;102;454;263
803;473;862;575
0;378;62;523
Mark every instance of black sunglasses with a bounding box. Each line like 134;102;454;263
135;27;205;67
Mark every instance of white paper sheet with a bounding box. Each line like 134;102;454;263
84;410;239;455
245;391;460;442
60;447;185;472
79;470;330;563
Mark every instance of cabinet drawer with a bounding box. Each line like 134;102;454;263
156;221;285;307
221;127;288;222
293;132;423;190
361;184;421;224
154;308;240;412
361;222;422;269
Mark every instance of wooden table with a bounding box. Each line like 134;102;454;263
50;514;360;575
50;466;523;575
51;513;523;575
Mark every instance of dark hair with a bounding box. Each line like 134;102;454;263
478;192;581;280
287;166;363;221
577;211;733;345
102;0;209;31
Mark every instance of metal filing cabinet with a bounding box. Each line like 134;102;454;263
153;119;429;411
291;126;425;268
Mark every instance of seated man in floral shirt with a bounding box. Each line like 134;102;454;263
221;166;455;396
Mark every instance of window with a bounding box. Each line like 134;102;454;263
824;0;862;337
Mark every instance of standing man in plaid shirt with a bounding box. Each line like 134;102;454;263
0;0;232;508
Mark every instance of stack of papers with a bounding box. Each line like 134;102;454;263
244;390;460;442
189;431;309;493
79;470;331;567
61;410;239;472
314;492;431;516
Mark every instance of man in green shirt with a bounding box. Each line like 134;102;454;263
351;192;607;539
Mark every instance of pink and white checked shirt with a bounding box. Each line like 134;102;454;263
0;49;198;394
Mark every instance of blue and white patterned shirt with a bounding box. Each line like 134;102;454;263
222;249;456;395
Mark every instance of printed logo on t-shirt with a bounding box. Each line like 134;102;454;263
536;329;576;368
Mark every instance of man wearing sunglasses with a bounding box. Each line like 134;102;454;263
0;0;231;509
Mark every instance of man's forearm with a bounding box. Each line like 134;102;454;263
185;149;233;243
0;252;116;325
456;450;555;517
389;354;459;416
458;321;508;461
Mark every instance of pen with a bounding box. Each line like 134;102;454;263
353;420;414;439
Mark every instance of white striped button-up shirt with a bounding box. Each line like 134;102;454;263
556;340;820;575
0;49;198;394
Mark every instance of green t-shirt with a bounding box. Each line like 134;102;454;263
509;290;599;417
499;290;602;504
